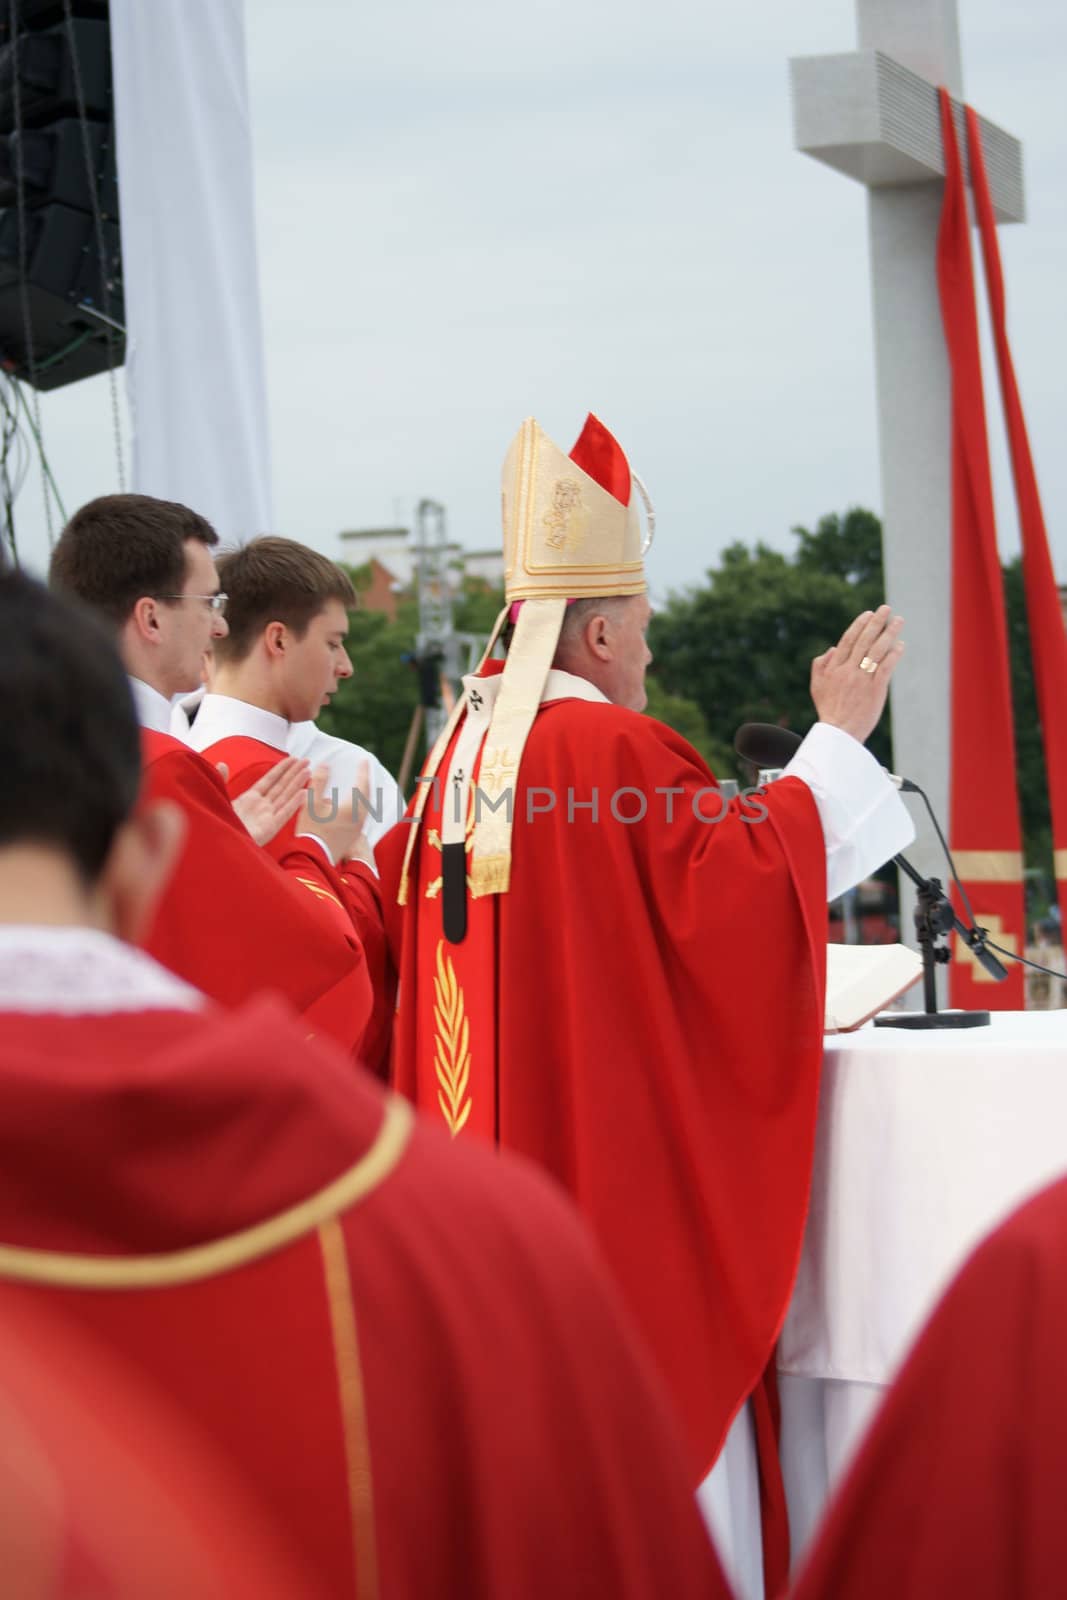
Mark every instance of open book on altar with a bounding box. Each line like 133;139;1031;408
825;943;924;1033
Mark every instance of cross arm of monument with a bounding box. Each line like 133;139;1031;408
788;49;1024;223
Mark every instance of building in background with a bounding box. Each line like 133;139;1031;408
338;524;504;619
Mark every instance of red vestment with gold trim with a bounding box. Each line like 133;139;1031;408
381;675;828;1501
139;729;372;1054
0;990;727;1598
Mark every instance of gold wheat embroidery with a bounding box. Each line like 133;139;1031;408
433;939;472;1136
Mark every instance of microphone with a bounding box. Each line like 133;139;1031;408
733;719;1011;1023
733;722;918;792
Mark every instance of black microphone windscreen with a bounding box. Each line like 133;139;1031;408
733;722;804;769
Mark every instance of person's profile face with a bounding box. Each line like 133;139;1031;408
610;593;653;712
280;598;353;721
166;541;228;694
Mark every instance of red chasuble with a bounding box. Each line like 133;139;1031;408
205;731;393;1077
936;89;1026;1008
791;1173;1067;1600
380;675;828;1507
0;987;727;1599
139;729;372;1054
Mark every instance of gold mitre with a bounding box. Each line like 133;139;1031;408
398;414;652;909
502;414;647;600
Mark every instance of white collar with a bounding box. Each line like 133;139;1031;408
129;676;174;735
459;667;609;713
0;926;203;1015
186;693;289;755
541;668;609;706
169;684;206;743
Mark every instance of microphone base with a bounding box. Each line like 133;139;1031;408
875;1009;991;1030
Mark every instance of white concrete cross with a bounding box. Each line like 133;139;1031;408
789;0;1024;923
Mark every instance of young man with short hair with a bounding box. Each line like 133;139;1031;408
189;535;394;1071
0;567;728;1600
49;494;374;1057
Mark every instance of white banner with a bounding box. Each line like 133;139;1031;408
110;0;272;542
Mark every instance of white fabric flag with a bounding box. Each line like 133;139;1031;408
109;0;272;541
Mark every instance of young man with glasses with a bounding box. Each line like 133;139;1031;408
49;494;376;1059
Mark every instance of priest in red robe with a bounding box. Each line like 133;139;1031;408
0;565;728;1598
379;414;915;1600
790;1171;1067;1599
48;495;374;1058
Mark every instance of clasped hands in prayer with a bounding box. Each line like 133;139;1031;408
217;754;374;863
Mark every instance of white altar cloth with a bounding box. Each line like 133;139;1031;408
779;1010;1067;1559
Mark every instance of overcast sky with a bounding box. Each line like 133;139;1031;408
12;0;1067;603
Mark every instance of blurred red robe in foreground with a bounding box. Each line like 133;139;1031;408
0;1298;304;1598
0;930;726;1599
791;1172;1067;1600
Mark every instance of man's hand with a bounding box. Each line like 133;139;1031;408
297;761;373;864
227;756;311;847
810;604;904;745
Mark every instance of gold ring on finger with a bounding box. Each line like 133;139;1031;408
858;656;878;674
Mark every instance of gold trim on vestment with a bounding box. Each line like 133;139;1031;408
396;604;509;906
0;1097;414;1289
319;1217;379;1600
469;596;567;894
469;854;511;897
951;850;1024;883
1054;850;1067;880
295;876;345;911
432;940;472;1136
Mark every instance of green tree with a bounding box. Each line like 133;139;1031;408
793;507;886;590
649;508;891;778
643;677;733;773
453;578;506;635
1003;556;1052;889
317;599;421;777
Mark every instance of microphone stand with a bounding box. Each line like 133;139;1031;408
732;721;1018;1025
874;853;1007;1029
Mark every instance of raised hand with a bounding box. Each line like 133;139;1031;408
810;604;905;745
228;756;312;847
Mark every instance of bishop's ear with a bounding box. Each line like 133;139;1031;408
95;800;185;946
585;609;614;662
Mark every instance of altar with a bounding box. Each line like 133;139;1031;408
778;1011;1067;1559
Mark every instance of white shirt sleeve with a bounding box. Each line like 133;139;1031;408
782;722;916;902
